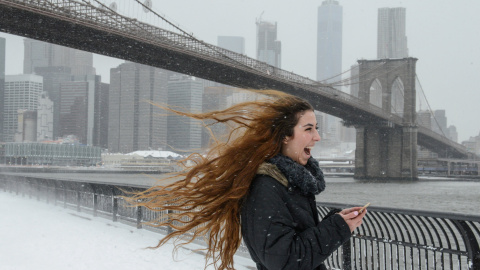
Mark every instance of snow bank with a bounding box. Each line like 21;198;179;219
0;191;255;270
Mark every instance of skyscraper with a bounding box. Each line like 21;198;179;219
377;7;408;59
256;20;281;68
417;110;432;129
4;74;43;142
0;37;5;142
447;125;458;143
23;38;96;77
217;36;245;55
59;81;89;144
15;110;37;142
432;110;447;136
201;85;235;148
108;62;168;153
70;74;103;146
317;0;343;83
34;66;72;139
167;75;203;152
317;1;344;147
93;82;109;149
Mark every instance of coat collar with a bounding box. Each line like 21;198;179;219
258;154;325;196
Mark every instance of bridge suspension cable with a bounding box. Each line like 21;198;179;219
316;64;360;84
328;61;409;88
308;61;387;90
416;74;449;139
327;61;388;87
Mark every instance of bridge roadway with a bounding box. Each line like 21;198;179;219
0;0;468;158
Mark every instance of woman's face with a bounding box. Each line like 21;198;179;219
281;110;321;165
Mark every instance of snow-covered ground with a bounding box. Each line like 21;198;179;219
0;191;256;270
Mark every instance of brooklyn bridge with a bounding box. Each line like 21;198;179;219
0;0;471;180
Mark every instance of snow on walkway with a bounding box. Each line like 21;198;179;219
0;191;256;270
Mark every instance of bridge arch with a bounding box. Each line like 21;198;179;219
369;78;383;108
391;76;405;117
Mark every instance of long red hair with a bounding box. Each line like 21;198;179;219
127;90;314;269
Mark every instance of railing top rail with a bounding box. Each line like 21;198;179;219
318;201;480;222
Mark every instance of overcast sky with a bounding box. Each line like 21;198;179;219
1;0;479;142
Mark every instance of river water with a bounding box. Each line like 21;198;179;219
2;169;479;216
316;176;480;215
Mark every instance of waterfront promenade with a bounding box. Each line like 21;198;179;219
0;191;257;270
1;168;479;269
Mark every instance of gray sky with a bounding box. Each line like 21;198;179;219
1;0;479;142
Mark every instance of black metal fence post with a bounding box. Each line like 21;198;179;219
453;220;480;270
342;238;352;270
136;206;143;229
112;197;118;222
76;191;81;212
63;187;67;209
93;193;98;217
167;209;173;234
475;254;480;270
45;182;49;205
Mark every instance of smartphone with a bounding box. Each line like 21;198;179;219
359;202;370;213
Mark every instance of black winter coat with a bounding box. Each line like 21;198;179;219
240;174;351;270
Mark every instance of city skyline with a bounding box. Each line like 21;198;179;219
0;0;479;143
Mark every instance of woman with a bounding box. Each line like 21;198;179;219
128;90;366;270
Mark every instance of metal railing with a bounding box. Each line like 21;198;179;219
318;203;480;270
1;175;479;269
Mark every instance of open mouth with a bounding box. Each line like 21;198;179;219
304;147;312;156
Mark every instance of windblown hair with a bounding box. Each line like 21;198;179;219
127;90;314;269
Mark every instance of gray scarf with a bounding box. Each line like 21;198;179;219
267;154;326;196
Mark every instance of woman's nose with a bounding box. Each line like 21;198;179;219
313;129;321;141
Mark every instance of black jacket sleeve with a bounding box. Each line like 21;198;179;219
242;176;351;270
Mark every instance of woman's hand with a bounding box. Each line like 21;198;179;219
338;207;367;233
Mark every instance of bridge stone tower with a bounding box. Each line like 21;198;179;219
354;58;418;180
